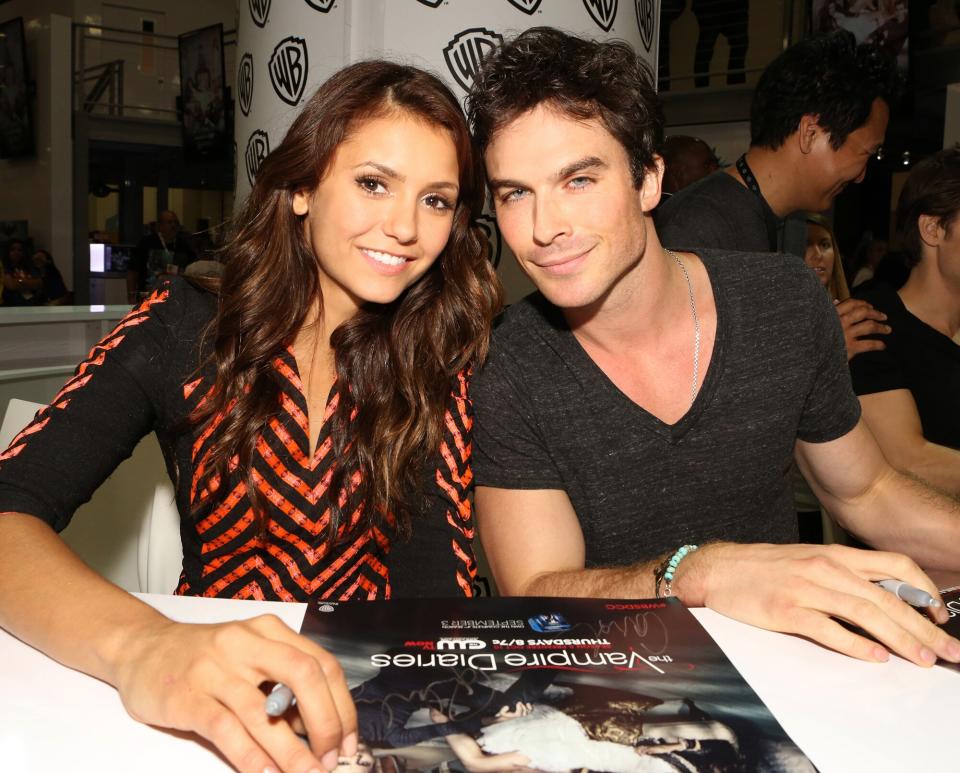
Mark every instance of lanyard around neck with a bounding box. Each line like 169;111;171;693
157;231;173;257
736;154;764;202
736;153;779;251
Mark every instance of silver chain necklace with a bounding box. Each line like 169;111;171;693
666;250;701;406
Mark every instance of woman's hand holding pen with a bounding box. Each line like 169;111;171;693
108;613;357;773
675;542;960;668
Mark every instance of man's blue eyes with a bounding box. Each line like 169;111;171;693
500;178;593;203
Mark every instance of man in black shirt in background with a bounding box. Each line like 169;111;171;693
850;146;960;495
126;210;196;302
655;31;894;361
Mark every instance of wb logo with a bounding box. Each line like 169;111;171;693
249;0;270;28
269;37;308;106
238;54;254;117
245;129;270;187
507;0;542;13
583;0;618;32
477;214;502;269
443;28;503;93
635;0;655;52
304;0;335;11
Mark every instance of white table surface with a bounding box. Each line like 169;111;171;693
0;304;131;325
1;594;956;772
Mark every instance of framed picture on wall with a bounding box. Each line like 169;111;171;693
178;23;227;158
0;17;35;158
812;0;909;75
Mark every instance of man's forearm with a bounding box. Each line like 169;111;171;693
858;392;960;496
896;441;960;498
839;469;960;571
521;558;665;599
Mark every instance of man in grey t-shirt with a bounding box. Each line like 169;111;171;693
466;28;960;668
655;31;893;362
472;249;857;567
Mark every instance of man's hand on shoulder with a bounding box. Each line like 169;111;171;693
835;298;890;360
676;542;960;667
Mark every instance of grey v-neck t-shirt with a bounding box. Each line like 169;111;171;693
471;250;860;568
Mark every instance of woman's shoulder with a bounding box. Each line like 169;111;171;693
146;275;218;329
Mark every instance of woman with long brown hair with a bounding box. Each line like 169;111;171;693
803;212;850;302
0;61;501;771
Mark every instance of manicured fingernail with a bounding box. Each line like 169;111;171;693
322;749;340;770
920;647;936;665
342;731;358;756
873;646;889;662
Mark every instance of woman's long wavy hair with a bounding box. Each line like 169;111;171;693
190;60;502;542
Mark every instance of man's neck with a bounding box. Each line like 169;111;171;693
560;243;716;425
563;244;687;355
899;263;960;341
728;147;800;218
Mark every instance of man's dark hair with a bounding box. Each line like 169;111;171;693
750;31;897;150
896;145;960;267
467;27;663;188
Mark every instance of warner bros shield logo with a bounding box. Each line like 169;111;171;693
477;214;502;268
635;0;655;52
238;53;254;117
443;28;504;93
269;37;309;106
583;0;618;32
249;0;271;28
245;130;270;187
507;0;543;13
304;0;336;11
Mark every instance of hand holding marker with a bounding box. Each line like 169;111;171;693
875;579;941;609
264;682;295;717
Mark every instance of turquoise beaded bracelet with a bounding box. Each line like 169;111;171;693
655;544;699;598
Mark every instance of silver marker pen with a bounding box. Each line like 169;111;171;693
265;683;296;717
876;579;942;609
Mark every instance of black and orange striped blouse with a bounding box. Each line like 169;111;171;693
0;279;477;600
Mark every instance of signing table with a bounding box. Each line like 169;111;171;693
1;593;957;773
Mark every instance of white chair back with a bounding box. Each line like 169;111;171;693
1;399;183;593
